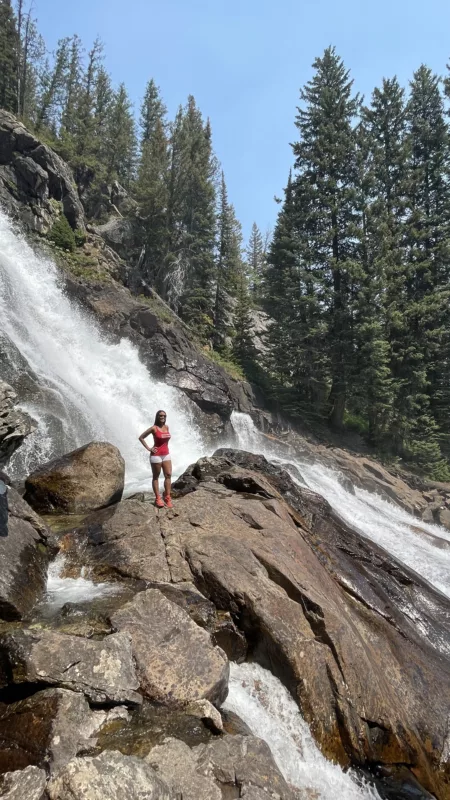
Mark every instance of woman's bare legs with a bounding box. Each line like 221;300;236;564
162;459;172;498
151;462;162;498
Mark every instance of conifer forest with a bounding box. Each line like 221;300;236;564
2;0;450;478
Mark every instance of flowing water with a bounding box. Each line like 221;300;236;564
0;208;447;795
0;211;203;489
224;662;381;799
231;411;450;599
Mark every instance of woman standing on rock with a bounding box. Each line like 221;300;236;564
139;411;173;508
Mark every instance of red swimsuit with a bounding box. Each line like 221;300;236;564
152;426;171;456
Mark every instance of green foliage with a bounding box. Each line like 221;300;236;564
0;0;19;112
48;214;76;252
201;346;245;382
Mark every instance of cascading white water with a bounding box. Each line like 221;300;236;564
224;662;381;799
0;210;203;490
44;553;117;610
230;411;450;599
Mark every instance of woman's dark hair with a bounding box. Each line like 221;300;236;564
154;410;167;425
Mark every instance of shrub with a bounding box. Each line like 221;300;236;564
48;214;76;252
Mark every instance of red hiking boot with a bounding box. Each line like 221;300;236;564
164;495;173;509
155;495;164;509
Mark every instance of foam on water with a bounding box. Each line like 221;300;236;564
224;661;381;799
0;211;203;490
231;411;450;598
44;553;117;610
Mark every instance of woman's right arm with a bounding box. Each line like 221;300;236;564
139;426;154;453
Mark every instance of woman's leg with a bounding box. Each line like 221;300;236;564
162;459;172;499
151;462;162;498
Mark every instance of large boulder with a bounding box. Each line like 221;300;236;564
0;381;35;467
0;486;48;620
0;766;47;800
0;688;107;774
47;751;174;800
146;735;296;800
59;498;170;582
24;442;125;514
110;589;229;708
0;110;84;232
169;452;450;799
0;628;141;705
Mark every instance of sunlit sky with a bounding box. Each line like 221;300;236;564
37;0;450;241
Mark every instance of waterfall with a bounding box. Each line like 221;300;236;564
0;211;203;490
0;209;443;794
224;662;381;799
230;411;450;599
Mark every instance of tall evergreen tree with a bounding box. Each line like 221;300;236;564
0;0;19;113
233;267;257;374
213;172;241;351
75;37;104;159
104;83;137;187
140;79;167;145
246;222;265;301
35;37;71;132
166;97;216;339
356;77;409;447
402;66;450;474
292;47;361;427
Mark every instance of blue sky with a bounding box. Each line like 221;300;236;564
36;0;450;242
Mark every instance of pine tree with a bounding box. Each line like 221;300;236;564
233;269;257;373
58;35;83;159
140;79;167;145
292;47;361;427
35;37;71;132
166;97;216;339
213;172;241;352
136;117;170;294
104;83;137;188
75;37;104;159
246;222;265;302
355;78;409;447
402;66;450;474
16;0;45;120
0;0;19;113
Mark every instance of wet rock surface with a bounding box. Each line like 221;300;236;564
24;442;125;514
0;487;48;620
172;450;450;799
0;688;107;774
110;589;229;707
59;499;170;583
0;628;141;705
0;381;36;468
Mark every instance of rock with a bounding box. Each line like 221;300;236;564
0;628;141;705
0;486;48;620
0;110;84;232
0;688;107;774
194;734;296;799
0;766;47;799
146;737;221;800
185;699;223;733
0;381;35;467
47;750;174;800
166;452;450;799
110;589;229;708
60;499;170;583
24;442;125;514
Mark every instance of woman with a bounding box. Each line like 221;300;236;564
139;410;173;508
